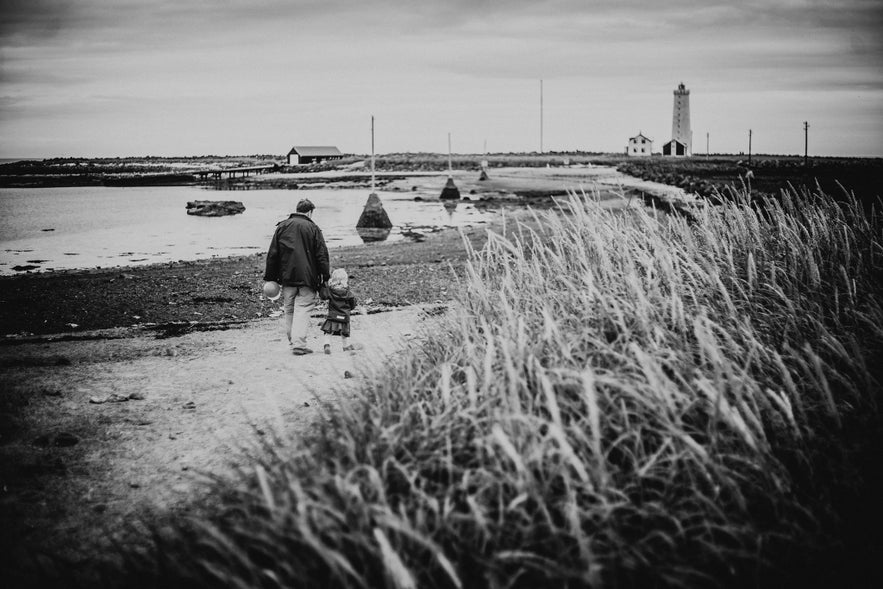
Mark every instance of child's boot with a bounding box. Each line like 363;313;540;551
324;344;331;355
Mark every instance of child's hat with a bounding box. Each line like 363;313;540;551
263;281;281;301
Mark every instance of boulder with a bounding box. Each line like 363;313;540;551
439;177;461;200
356;227;391;243
356;193;393;229
185;200;245;217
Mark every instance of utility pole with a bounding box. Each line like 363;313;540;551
370;115;375;194
748;129;752;165
706;132;709;158
539;79;544;154
803;121;810;167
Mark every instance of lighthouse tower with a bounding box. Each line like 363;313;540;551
671;82;691;156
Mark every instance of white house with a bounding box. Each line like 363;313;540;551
628;132;653;156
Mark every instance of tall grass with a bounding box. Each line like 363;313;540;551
120;187;881;588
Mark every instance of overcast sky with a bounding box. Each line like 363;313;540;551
1;0;881;158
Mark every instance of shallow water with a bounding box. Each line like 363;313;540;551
0;186;497;275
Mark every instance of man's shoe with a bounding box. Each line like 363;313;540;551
324;344;331;355
292;347;314;355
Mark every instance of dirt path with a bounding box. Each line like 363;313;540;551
0;305;442;569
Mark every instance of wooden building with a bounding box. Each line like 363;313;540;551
662;139;688;156
287;146;344;165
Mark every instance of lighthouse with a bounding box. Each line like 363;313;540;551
670;82;691;156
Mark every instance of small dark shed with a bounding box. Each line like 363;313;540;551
662;140;687;156
287;146;344;165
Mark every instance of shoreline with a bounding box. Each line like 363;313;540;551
0;162;717;337
1;166;665;337
0;166;615;278
0;219;511;338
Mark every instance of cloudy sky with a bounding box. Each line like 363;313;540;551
1;0;881;158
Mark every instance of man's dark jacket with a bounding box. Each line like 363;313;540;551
263;213;330;288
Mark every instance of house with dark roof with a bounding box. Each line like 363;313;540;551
287;146;344;165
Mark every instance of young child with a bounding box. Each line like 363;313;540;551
320;268;357;354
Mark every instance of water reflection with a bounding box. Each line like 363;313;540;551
442;200;459;216
356;227;392;243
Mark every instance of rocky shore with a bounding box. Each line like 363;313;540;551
0;163;636;338
0;222;499;339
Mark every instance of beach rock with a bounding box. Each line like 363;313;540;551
185;200;245;217
89;393;131;404
357;227;391;243
401;229;426;242
356;192;393;229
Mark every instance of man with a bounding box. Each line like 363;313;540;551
263;198;330;355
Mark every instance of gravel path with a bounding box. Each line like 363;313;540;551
0;304;444;572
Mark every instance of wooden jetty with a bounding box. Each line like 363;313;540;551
195;164;276;180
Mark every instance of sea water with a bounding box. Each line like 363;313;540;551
0;186;497;275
